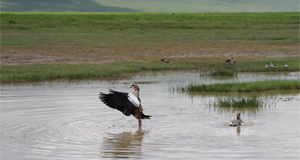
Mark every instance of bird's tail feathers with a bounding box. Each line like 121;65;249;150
141;112;151;119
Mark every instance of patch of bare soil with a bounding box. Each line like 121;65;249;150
1;43;298;65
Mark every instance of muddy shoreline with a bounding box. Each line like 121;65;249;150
1;43;298;65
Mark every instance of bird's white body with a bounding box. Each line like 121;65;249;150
127;93;140;107
269;63;277;68
226;58;235;64
229;121;244;126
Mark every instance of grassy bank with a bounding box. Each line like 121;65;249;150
1;57;299;83
0;60;198;83
180;80;300;92
1;12;299;46
0;12;299;83
1;12;299;62
2;12;299;32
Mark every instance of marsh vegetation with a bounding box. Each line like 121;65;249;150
179;80;300;93
1;57;299;83
203;96;278;109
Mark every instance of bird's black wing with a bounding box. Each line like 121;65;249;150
99;89;136;116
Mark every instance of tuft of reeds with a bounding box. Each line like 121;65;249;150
213;96;261;108
203;96;278;113
181;80;300;92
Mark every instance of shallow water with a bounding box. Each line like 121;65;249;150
1;71;300;160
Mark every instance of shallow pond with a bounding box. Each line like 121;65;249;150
1;71;300;160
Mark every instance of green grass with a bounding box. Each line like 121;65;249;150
0;12;299;83
0;61;198;83
181;80;300;92
212;96;262;108
202;96;279;114
1;12;299;52
1;57;299;83
1;12;298;55
1;12;299;31
204;96;278;114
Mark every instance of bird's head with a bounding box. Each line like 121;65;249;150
225;58;231;62
130;84;140;91
237;112;241;119
161;58;170;63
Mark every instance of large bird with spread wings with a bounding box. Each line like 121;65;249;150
99;84;151;129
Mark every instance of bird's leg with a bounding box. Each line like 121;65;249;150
138;118;142;129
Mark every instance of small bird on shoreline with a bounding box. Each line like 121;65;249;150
268;63;277;68
161;58;171;63
225;58;235;65
265;64;269;69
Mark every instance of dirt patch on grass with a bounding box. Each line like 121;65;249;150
1;43;298;65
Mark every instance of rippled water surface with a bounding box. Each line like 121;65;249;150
1;71;300;160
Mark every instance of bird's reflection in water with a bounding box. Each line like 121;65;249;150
102;129;146;159
237;126;241;135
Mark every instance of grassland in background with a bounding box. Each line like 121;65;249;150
2;12;299;31
1;57;299;83
1;12;298;48
0;12;299;83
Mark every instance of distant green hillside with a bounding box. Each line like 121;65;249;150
0;0;136;12
1;0;299;12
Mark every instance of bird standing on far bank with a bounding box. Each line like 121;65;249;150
161;58;171;63
269;63;277;68
225;58;235;65
265;64;268;69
